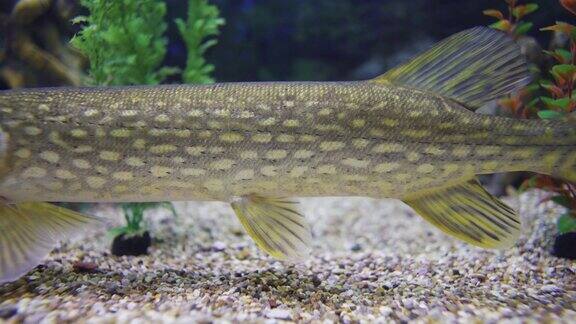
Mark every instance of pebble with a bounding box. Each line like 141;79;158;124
0;192;573;322
73;261;99;273
0;305;17;319
266;308;292;320
539;285;563;294
312;275;322;287
212;241;227;252
350;243;362;252
402;298;416;310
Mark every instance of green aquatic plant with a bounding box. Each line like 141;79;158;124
176;0;225;84
485;0;576;236
71;0;176;85
108;203;177;238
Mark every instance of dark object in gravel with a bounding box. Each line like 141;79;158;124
312;275;322;287
350;243;362;251
552;232;576;260
73;261;99;273
0;305;17;319
111;231;152;256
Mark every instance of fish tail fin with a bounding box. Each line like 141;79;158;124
0;202;103;284
372;26;531;110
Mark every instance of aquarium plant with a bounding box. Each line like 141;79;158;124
176;0;225;84
484;0;538;39
71;0;224;254
71;0;176;85
109;203;176;256
485;0;576;258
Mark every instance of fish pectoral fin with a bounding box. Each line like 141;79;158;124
0;202;103;284
372;26;530;110
231;194;312;261
403;178;521;249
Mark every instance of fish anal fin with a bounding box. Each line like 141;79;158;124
0;202;103;284
403;178;520;249
231;194;312;261
373;26;530;110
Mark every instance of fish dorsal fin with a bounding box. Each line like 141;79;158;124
231;195;312;261
0;202;103;284
403;178;520;249
373;27;530;110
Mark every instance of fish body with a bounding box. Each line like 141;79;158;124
1;27;575;284
0;82;573;202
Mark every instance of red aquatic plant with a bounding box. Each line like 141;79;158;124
483;0;538;39
561;0;576;16
485;0;576;237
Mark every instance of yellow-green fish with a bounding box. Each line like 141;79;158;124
1;27;575;283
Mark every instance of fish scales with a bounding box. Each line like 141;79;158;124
2;27;576;283
0;82;572;202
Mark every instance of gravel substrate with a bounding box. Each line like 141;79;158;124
1;190;575;323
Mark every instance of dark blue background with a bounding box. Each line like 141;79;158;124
165;0;570;82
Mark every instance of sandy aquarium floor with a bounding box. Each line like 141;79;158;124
0;191;575;323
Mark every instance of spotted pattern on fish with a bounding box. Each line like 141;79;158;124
0;81;574;203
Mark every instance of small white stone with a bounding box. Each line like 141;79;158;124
212;241;226;252
266;309;292;320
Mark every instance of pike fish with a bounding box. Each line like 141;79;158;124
1;27;575;283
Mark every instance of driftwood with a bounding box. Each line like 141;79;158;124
1;0;86;88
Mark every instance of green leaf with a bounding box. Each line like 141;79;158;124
538;110;565;119
526;97;540;108
512;4;538;19
525;83;540;92
177;0;225;84
107;226;130;238
545;49;573;63
552;64;576;80
158;66;181;79
553;64;576;74
540;96;571;110
483;9;504;20
540;83;564;97
490;20;511;31
71;0;169;85
524;3;539;15
557;213;576;234
175;18;186;34
552;196;574;209
557;97;571;109
515;22;533;35
542;22;576;35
